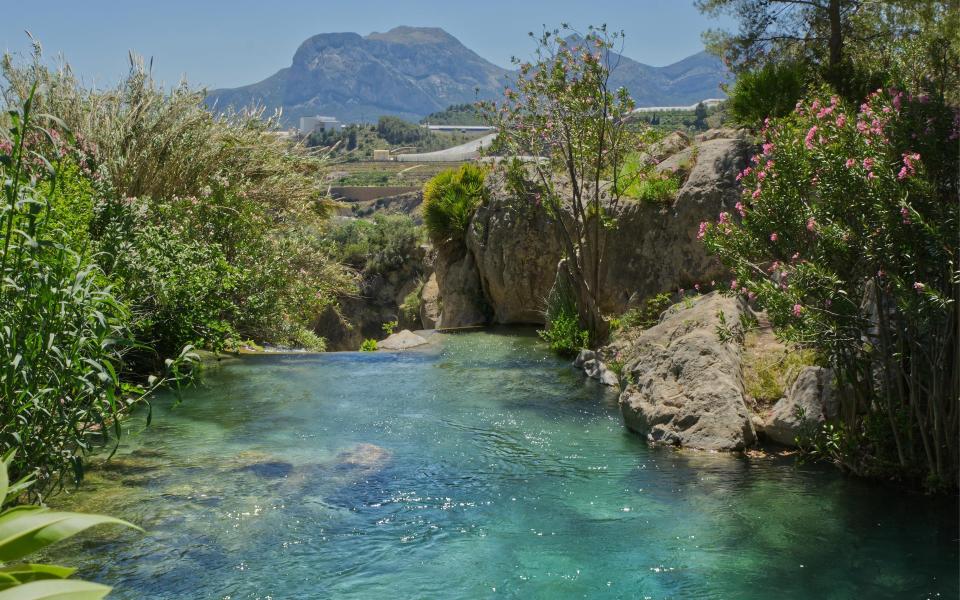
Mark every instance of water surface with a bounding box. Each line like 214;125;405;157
50;330;958;599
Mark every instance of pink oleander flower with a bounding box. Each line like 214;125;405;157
868;171;877;180
730;279;739;290
747;291;756;301
694;283;701;291
804;126;818;150
791;252;800;262
806;217;816;232
901;207;911;224
718;211;730;225
792;304;803;317
913;282;925;291
863;157;874;170
769;232;778;242
835;114;846;128
697;221;709;239
845;158;856;168
752;188;761;199
898;166;909;180
735;201;746;217
762;142;774;155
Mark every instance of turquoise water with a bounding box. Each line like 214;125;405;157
50;330;958;599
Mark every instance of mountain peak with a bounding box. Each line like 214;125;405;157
366;26;458;45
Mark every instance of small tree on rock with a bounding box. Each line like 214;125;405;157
482;25;640;345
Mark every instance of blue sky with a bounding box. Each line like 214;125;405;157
2;1;732;90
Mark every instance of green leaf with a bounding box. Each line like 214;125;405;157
0;579;111;600
0;563;76;584
0;509;140;562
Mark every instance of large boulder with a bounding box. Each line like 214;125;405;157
595;136;749;314
433;245;488;328
614;292;757;451
378;329;428;350
467;192;564;323
763;366;837;446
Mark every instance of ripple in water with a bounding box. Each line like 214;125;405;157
47;329;958;599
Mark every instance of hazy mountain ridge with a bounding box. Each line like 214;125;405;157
206;26;728;124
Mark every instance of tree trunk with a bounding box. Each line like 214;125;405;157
828;0;843;70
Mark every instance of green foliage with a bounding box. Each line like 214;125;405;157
2;48;352;360
377;116;424;145
743;347;817;404
359;339;378;352
539;269;589;356
621;171;681;203
0;92;196;497
422;164;488;245
400;282;423;323
382;320;398;335
421;103;486;126
702;88;958;486
0;451;137;598
728;61;808;127
619;293;673;330
323;213;423;275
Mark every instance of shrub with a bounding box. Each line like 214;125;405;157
0;92;193;497
727;61;808;127
619;293;673;330
422;164;487;245
323;213;423;275
400;281;424;323
359;339;378;352
2;48;353;360
539;269;589;356
702;88;958;486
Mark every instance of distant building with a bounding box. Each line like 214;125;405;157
372;149;392;161
299;115;341;135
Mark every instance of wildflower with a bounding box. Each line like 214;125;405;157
804;126;818;150
792;304;803;317
806;217;816;232
769;232;778;242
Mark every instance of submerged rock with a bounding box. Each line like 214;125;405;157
236;460;294;478
334;443;392;473
378;329;429;350
614;292;756;451
763;366;837;446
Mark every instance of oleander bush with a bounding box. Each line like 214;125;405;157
701;88;959;488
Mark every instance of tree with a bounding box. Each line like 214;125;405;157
693;101;709;130
482;25;639;345
698;0;959;102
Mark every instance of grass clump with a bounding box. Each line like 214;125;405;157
743;342;818;405
539;269;589;356
616;152;682;203
359;339;378;352
422;163;487;246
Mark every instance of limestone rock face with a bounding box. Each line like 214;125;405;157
419;272;441;329
763;366;837;446
433;246;488;328
596;136;749;314
378;329;429;350
467;193;564;323
615;292;757;451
